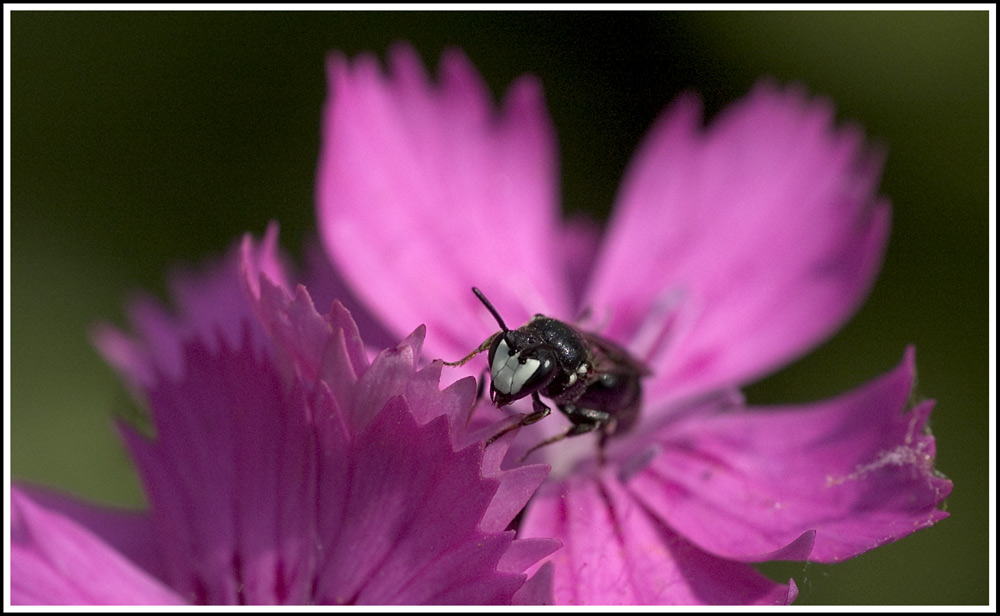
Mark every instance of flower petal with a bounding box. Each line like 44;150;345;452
93;224;286;391
628;347;952;563
511;562;556;605
238;255;556;601
311;395;549;604
240;233;370;400
518;473;797;605
300;235;399;351
316;44;568;360
11;486;183;605
586;82;890;405
119;333;319;604
13;483;166;583
559;215;604;313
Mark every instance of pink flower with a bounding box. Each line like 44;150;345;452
315;44;953;604
12;231;557;605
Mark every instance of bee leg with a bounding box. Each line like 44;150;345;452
596;417;619;466
535;404;616;465
518;420;601;463
442;333;498;367
529;391;551;417
485;392;551;446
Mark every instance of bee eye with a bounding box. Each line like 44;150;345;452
520;357;554;391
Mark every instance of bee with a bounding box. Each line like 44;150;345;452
446;287;650;460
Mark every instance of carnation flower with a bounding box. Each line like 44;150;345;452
314;44;953;604
12;42;953;607
11;229;557;605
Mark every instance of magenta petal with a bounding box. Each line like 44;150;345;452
119;334;318;604
13;484;166;583
243;245;551;542
300;235;399;350
11;487;183;605
93;227;286;392
349;325;432;433
92;295;187;391
316;44;569;360
311;396;535;604
558;215;604;313
240;235;369;396
169;222;290;354
348;333;552;534
238;256;554;601
629;347;951;563
586;82;890;405
479;463;552;534
519;474;796;605
511;562;556;605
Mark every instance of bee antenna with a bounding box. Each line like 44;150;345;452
472;287;509;332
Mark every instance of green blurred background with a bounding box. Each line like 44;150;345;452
9;10;990;605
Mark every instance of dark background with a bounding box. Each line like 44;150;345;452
10;10;990;605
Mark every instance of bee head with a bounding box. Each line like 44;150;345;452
486;332;558;406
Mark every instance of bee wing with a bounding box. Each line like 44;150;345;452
578;330;652;377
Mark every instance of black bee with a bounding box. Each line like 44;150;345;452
446;287;650;460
